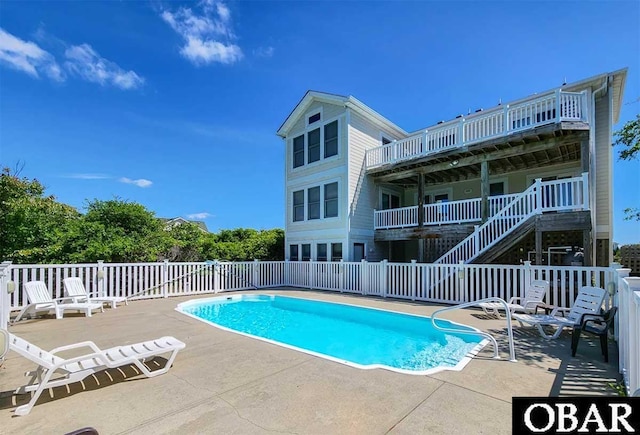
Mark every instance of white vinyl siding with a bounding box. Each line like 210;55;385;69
347;111;403;261
594;92;611;240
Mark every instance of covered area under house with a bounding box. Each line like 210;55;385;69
370;122;597;265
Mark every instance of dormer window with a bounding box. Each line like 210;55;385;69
308;112;321;124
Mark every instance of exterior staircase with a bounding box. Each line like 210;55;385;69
434;173;589;264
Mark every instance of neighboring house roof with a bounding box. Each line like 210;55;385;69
160;217;209;232
276;90;408;138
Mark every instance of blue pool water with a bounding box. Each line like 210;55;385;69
177;295;485;374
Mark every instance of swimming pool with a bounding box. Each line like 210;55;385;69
176;294;487;375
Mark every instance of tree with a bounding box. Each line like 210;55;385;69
0;167;79;262
613;114;640;220
58;199;172;263
165;223;206;261
614;114;640;160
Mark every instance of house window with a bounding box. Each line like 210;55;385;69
293;135;304;168
490;182;505;196
324;120;338;158
308;112;321;125
324;182;338;218
382;192;400;209
289;245;299;261
301;244;311;261
293;190;304;222
308;186;320;220
307;128;321;164
317;243;327;261
331;243;342;261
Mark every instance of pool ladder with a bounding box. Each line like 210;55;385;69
431;298;517;362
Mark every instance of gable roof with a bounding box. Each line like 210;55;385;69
276;90;408;138
159;217;209;232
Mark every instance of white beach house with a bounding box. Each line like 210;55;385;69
277;69;627;266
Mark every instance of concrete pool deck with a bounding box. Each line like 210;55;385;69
0;289;620;434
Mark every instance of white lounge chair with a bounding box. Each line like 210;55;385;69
13;281;104;322
512;286;607;339
63;277;128;309
6;331;185;415
478;279;549;317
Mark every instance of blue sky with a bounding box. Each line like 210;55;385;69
1;1;639;244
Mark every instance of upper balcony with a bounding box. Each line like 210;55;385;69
365;90;589;172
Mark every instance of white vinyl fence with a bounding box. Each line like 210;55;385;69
2;259;636;392
1;259;616;312
616;269;640;396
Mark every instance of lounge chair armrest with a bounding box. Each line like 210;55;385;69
549;306;571;317
54;297;79;303
578;313;606;329
509;297;522;304
50;341;102;355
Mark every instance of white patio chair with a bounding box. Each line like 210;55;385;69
478;279;549;317
512;286;607;339
6;331;185;415
13;281;104;322
63;277;128;309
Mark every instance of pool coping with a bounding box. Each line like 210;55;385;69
175;293;489;376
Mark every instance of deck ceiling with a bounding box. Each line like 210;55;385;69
371;123;589;186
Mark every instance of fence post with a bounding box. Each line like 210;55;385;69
534;178;542;212
381;260;388;298
162;259;169;298
340;260;345;293
253;259;259;288
458;260;466;303
581;172;589;209
309;261;314;290
410;260;417;301
0;262;12;330
284;259;290;287
473;225;480;255
524;260;532;301
361;260;367;296
96;260;105;298
213;260;220;293
555;88;562;120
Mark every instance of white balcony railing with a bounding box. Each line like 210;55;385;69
423;198;482;225
374;205;419;229
366;90;589;170
374;193;518;229
434;174;589;264
373;174;588;231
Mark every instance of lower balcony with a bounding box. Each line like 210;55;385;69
374;175;588;230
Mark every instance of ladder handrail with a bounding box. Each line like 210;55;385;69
430;297;516;362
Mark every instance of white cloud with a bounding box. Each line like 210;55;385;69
254;46;274;58
119;177;153;188
0;28;64;81
64;44;144;90
161;1;243;65
186;212;213;219
64;173;110;180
